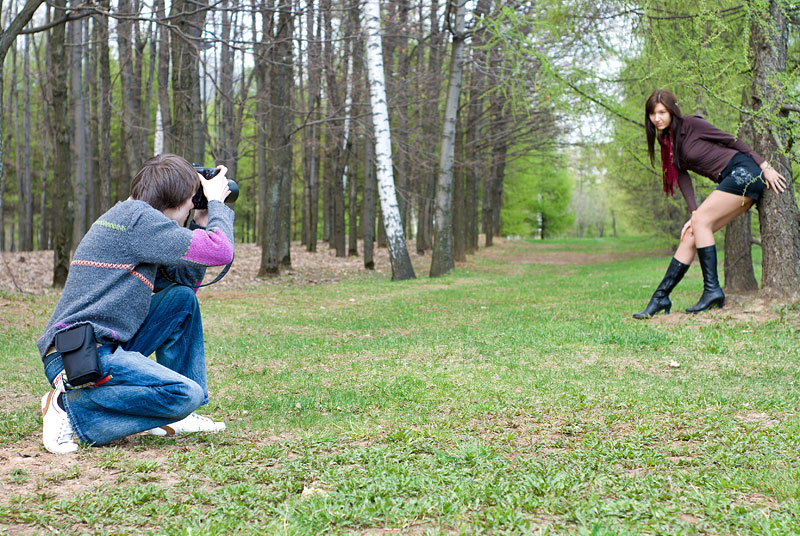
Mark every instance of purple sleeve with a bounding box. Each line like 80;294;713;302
182;228;234;265
693;116;765;166
677;170;697;212
129;207;234;268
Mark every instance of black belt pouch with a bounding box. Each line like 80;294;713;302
55;324;102;386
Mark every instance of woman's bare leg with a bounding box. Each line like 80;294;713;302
674;191;754;264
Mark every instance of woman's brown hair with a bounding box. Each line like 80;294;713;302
130;154;199;212
645;89;684;168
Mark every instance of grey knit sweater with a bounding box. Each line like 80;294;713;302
37;199;234;358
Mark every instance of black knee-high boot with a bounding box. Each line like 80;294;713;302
633;258;690;319
686;245;725;313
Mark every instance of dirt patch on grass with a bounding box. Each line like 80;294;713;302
635;292;798;327
360;523;457;535
0;437;176;508
0;428;301;513
735;411;781;428
733;493;779;508
469;238;673;267
499;248;674;266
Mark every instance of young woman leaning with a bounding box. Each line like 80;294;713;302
633;89;786;319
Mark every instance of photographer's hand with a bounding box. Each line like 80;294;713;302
200;165;231;204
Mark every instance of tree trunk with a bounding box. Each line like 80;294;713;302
724;91;758;292
32;7;52;249
12;43;25;251
382;0;409;235
363;0;415;280
485;86;508;245
171;0;208;164
348;144;359;256
452;124;466;262
362;125;377;269
94;0;112;210
491;134;507;238
117;0;145;181
749;0;800;299
154;0;171;155
430;0;466;278
49;0;72;285
0;74;7;252
88;20;101;222
254;0;271;250
348;3;364;258
303;0;322;251
278;6;294;269
724;211;759;292
415;0;444;254
20;37;33;250
217;0;242;182
84;20;96;223
321;0;348;254
394;0;411;237
258;2;293;276
321;0;336;246
332;43;353;258
69;10;88;248
255;62;268;252
464;0;489;253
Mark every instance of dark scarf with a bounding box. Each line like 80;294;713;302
658;129;679;196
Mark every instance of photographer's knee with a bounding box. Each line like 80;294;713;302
170;284;199;306
172;379;205;416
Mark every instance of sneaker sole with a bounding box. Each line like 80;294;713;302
148;425;176;437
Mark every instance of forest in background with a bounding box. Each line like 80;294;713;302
0;0;797;290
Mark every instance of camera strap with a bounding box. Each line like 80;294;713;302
195;258;233;288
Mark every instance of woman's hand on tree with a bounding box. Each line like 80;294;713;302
761;164;787;193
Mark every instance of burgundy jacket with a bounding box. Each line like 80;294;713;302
671;115;765;211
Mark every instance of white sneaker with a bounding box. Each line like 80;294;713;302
41;391;79;454
147;412;226;436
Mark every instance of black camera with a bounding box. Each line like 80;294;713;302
191;164;239;209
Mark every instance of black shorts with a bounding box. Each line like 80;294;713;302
715;152;765;201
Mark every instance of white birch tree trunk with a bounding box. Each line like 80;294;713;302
154;107;164;155
362;0;415;280
341;50;353;191
430;0;466;277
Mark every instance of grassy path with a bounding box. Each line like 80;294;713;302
1;237;798;535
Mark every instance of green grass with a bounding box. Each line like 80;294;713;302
1;237;799;535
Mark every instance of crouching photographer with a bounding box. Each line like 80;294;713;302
37;154;235;454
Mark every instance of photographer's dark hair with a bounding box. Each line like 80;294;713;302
645;89;684;169
130;154;199;212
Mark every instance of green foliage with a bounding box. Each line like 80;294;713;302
502;151;573;238
603;1;771;241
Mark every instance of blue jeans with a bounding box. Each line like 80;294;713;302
42;285;208;446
